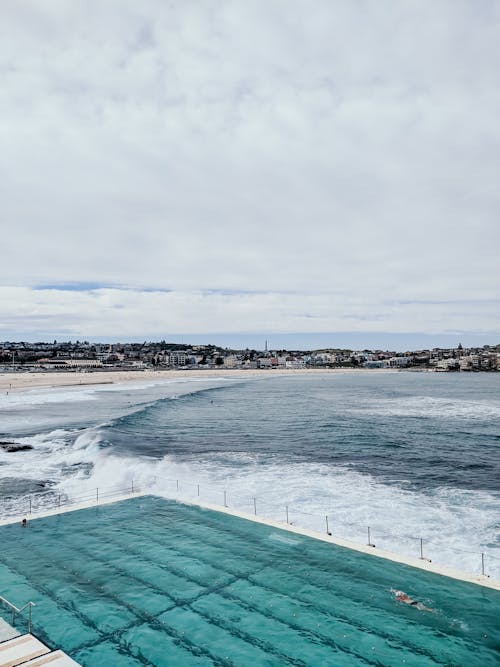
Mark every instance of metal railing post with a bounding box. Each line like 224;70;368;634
176;479;179;492
285;505;289;524
367;526;375;547
58;495;61;510
253;497;257;515
29;497;32;514
0;596;35;637
326;515;331;535
197;484;200;497
419;538;424;560
481;552;485;576
131;479;134;493
96;488;99;504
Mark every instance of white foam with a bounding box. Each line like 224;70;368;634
0;427;113;493
0;387;98;408
51;441;500;580
351;395;500;420
0;375;237;409
268;533;301;546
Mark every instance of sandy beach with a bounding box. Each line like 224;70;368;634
0;367;399;394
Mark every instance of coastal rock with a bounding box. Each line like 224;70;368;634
0;441;33;452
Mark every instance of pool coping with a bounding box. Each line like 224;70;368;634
1;491;499;592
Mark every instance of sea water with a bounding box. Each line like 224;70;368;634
0;496;499;666
0;372;499;577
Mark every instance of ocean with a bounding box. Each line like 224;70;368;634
1;371;499;578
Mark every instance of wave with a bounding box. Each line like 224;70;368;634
349;395;500;420
49;437;500;580
0;387;99;408
3;445;500;578
0;379;242;504
99;383;239;436
0;375;239;409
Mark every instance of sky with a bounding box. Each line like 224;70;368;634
1;1;499;350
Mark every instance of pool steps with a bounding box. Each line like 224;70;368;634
0;634;80;667
1;490;499;592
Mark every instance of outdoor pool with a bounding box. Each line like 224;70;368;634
0;496;498;666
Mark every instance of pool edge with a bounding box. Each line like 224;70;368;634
1;492;499;592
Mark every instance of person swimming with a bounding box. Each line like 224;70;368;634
391;589;434;612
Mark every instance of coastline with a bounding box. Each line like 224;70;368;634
0;367;400;394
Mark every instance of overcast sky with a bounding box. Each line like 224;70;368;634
1;1;499;348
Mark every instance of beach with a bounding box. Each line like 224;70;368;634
0;366;398;393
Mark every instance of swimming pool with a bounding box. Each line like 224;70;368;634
0;496;498;666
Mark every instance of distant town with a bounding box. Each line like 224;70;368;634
1;340;499;373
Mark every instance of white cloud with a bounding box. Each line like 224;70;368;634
0;1;499;339
0;287;498;341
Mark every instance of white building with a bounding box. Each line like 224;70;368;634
168;350;188;367
388;357;410;368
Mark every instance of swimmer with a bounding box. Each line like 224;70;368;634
391;589;434;612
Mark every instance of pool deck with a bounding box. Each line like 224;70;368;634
1;491;499;592
0;634;81;666
0;619;18;644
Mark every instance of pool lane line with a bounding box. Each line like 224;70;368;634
1;499;495;665
71;510;451;664
2;491;499;591
41;517;382;665
0;533;224;667
31;531;282;667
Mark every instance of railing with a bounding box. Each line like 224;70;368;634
150;475;500;581
1;478;499;581
0;483;140;521
0;594;35;634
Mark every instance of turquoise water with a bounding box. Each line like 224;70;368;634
0;496;499;666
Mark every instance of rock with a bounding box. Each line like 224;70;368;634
0;442;33;452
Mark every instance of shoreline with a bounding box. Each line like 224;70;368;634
0;367;400;394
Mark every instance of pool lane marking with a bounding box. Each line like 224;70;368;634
0;533;226;667
2;491;499;591
1;499;493;665
88;508;475;666
81;506;450;663
47;519;373;666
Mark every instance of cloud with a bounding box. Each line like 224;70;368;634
0;286;499;342
0;1;499;340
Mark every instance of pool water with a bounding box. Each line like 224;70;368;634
0;496;498;666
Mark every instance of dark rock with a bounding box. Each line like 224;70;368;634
0;442;33;452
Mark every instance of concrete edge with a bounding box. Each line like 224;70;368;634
0;491;146;527
183;498;500;592
1;491;499;592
